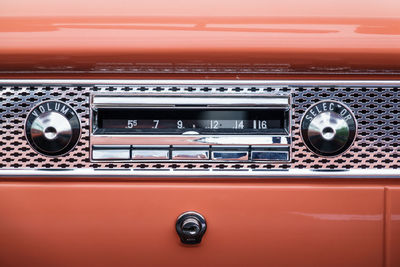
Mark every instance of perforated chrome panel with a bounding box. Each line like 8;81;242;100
0;81;398;170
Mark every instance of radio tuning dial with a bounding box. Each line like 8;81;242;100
25;101;81;157
301;101;357;157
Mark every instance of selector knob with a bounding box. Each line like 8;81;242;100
25;101;81;157
300;101;357;157
176;211;207;244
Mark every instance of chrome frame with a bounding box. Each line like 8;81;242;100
90;93;292;163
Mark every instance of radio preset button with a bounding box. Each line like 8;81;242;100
131;150;169;160
92;145;130;160
251;151;289;161
172;150;209;160
212;151;249;161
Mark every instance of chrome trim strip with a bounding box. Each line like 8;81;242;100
90;135;291;146
1;79;400;86
0;169;399;179
93;95;290;107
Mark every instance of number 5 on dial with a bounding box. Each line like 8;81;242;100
126;120;137;128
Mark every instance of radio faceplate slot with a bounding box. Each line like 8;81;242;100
90;94;291;163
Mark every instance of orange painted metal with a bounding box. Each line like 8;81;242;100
0;181;385;267
1;0;400;266
386;187;400;267
0;0;400;74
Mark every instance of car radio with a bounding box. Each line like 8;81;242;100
0;80;397;173
90;94;291;162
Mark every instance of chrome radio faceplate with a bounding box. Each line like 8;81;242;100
90;94;291;162
0;79;399;172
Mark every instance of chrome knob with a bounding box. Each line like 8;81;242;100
176;211;207;244
25;101;81;156
301;101;357;157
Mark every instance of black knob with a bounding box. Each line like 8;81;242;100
25;101;81;157
301;100;357;157
176;211;206;244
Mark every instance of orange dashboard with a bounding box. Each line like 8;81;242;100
1;0;400;76
0;1;400;266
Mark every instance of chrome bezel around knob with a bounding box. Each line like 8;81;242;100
25;100;81;157
300;100;357;157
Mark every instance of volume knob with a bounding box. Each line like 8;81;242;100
300;101;357;157
25;101;81;157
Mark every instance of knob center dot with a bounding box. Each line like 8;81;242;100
322;126;335;140
44;126;58;140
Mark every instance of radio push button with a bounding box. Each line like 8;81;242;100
212;151;249;161
250;146;290;161
171;150;209;160
211;146;249;161
92;145;130;160
251;151;289;161
131;150;169;160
